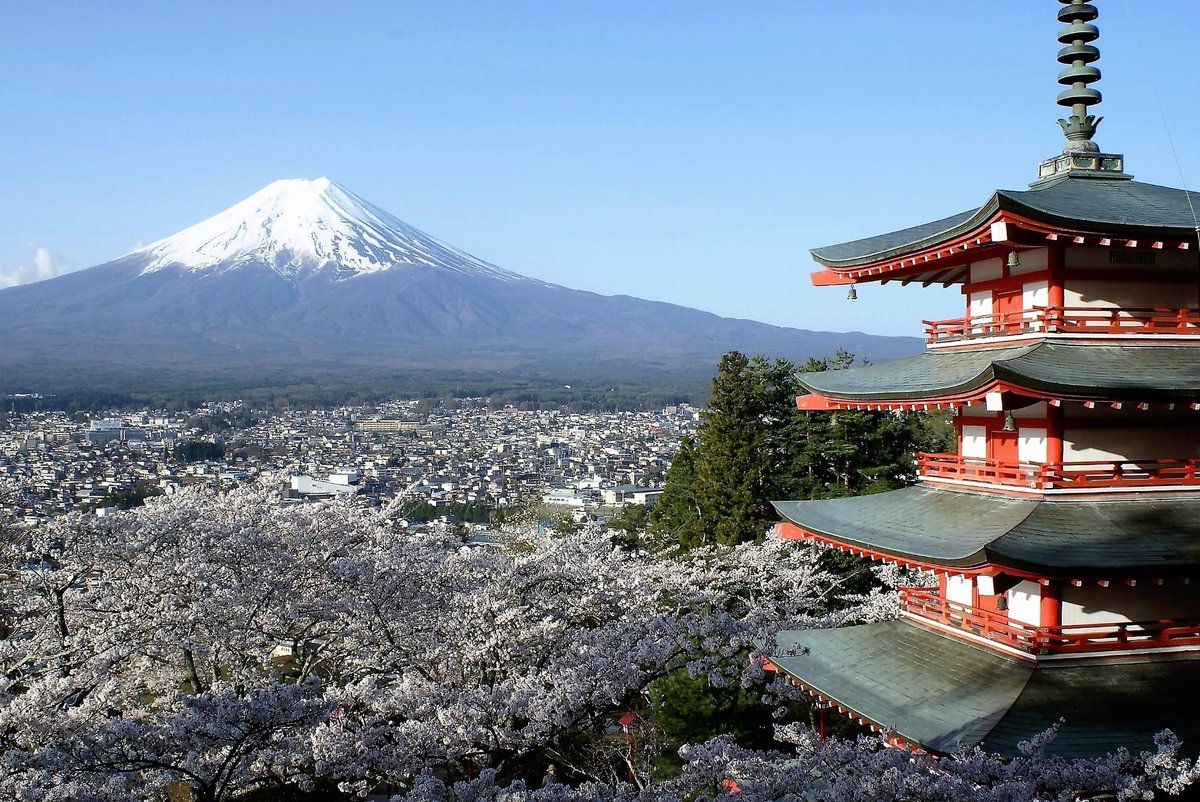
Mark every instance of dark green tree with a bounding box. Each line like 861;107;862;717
784;356;952;499
172;440;226;463
607;503;648;550
98;481;164;510
646;669;777;776
648;437;700;545
652;349;951;551
652;351;800;548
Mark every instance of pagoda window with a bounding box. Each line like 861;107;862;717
960;251;1053;335
1063;245;1194;271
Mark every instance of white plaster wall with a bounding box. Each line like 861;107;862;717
1017;427;1047;463
961;425;988;459
1010;248;1048;275
1013;402;1048;419
1064;280;1198;311
1060;583;1200;625
1064;427;1200;463
969;258;1004;283
946;574;973;607
968;291;991;325
1023;281;1050;305
1022;280;1049;322
1007;580;1041;626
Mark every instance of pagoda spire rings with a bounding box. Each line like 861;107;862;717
1056;0;1103;153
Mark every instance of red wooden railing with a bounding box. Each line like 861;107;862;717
916;452;1200;490
900;586;1040;652
899;587;1200;655
923;306;1200;343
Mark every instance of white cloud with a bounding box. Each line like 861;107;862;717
0;247;75;289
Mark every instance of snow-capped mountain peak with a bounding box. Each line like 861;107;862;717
130;177;527;281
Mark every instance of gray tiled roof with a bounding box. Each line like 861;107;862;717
811;178;1200;267
797;342;1200;401
1003;178;1200;233
809;210;980;266
773;486;1200;574
770;620;1200;758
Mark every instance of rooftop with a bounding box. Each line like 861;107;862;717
773;485;1200;577
795;342;1200;407
769;619;1200;757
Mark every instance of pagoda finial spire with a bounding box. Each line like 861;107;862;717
1055;0;1103;152
1033;0;1128;185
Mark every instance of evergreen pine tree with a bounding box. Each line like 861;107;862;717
653;349;952;550
653;351;799;547
649;436;701;546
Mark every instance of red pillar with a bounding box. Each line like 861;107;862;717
1047;245;1066;327
1040;580;1061;629
1046;402;1064;471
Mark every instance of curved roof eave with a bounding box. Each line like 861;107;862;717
774;487;1200;576
809;179;1200;270
810;194;1000;268
796;343;1200;403
770;620;1200;758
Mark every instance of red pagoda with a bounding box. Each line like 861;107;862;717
766;0;1200;758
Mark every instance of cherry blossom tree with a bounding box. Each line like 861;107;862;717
0;481;845;798
0;480;1194;800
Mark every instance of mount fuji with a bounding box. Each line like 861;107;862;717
133;177;535;284
0;178;920;398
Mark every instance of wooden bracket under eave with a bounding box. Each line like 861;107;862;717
796;394;835;411
811;269;856;286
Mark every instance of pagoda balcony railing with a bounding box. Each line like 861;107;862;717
916;452;1200;491
923;305;1200;344
899;586;1200;655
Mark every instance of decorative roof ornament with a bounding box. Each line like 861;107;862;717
1034;0;1130;186
1055;0;1103;151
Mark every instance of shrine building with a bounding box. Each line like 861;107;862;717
765;0;1200;758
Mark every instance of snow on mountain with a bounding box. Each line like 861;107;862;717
131;177;533;283
0;176;926;395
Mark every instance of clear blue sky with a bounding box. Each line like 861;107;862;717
3;1;1198;336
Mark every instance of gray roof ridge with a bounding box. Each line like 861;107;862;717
1008;175;1197;196
896;616;1040;756
975;667;1037;754
982;497;1046;567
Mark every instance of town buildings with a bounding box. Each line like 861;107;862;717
0;399;692;528
766;0;1200;758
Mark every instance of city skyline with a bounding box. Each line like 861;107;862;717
4;1;1198;336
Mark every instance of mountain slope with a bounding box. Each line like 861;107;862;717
133;177;532;283
0;178;921;396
